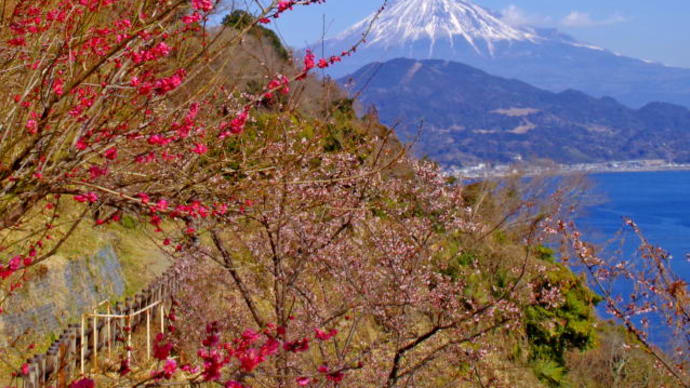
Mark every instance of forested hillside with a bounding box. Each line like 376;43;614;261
0;1;686;387
341;58;690;166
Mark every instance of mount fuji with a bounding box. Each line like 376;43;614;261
341;0;536;55
314;0;690;108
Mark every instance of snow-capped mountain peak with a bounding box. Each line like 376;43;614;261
316;0;690;108
339;0;536;55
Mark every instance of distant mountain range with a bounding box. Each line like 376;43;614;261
340;58;690;166
317;0;690;108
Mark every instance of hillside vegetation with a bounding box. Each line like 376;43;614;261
0;1;685;387
342;58;690;166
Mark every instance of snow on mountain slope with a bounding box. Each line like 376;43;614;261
317;0;614;74
314;0;690;108
338;0;535;55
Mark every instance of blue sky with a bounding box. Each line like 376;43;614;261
260;0;690;68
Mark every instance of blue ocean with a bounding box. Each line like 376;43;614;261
577;170;690;347
579;170;690;278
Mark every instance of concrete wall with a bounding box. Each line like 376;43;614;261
0;246;126;345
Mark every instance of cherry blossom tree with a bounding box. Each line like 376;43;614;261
0;0;383;306
160;122;556;387
552;217;689;385
0;0;388;383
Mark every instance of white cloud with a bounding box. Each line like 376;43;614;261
560;11;628;28
499;6;629;29
500;5;552;27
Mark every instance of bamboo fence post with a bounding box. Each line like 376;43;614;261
34;358;41;387
31;360;39;388
47;347;58;385
92;310;98;372
126;314;132;365
107;303;112;360
57;334;67;388
80;314;85;375
32;360;39;388
135;294;142;326
156;282;164;334
161;275;167;301
148;288;154;327
23;358;36;388
38;354;46;386
146;309;151;360
118;305;128;362
114;302;122;347
32;361;39;388
160;302;165;334
125;299;132;365
131;295;138;327
68;326;77;379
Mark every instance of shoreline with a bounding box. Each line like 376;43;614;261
450;160;690;178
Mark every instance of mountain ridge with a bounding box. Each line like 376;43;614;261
340;58;690;166
315;0;690;108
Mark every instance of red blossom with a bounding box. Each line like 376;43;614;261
259;337;280;358
182;12;203;24
192;143;208;155
191;0;213;12
26;119;38;134
104;147;118;160
241;328;260;343
326;371;344;383
283;337;309;353
314;328;338;341
153;333;174;360
73;192;99;203
69;378;95;388
156;199;169;211
88;165;108;180
8;37;26;46
277;1;293;12
304;50;315;72
52;78;64;96
118;358;131;376
138;193;151;203
219;109;249;138
154;69;186;95
155;358;177;379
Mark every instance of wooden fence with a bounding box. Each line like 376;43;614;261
21;267;180;387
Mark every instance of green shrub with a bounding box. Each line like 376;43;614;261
525;247;602;386
120;215;138;229
532;359;568;388
222;11;290;61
